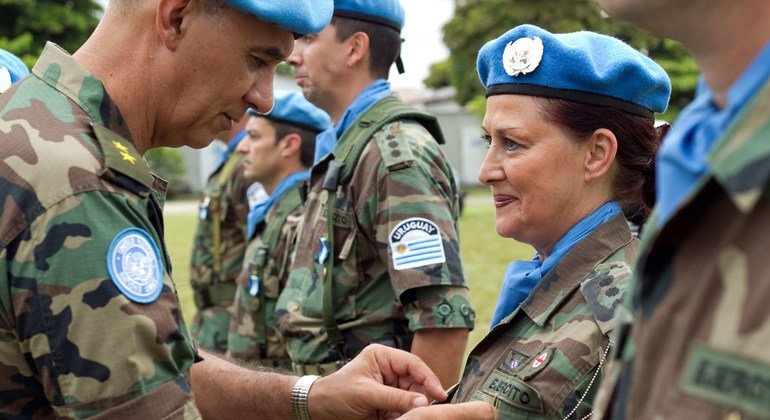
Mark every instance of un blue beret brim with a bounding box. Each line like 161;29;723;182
333;0;405;31
224;0;333;36
249;91;331;134
477;24;671;118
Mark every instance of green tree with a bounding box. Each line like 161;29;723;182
0;0;103;69
428;0;698;119
145;147;189;196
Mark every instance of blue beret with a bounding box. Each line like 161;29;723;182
250;91;331;133
0;49;29;93
224;0;333;36
477;24;671;119
334;0;405;31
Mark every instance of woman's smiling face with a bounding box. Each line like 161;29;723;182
478;94;596;256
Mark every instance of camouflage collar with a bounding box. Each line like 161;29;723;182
519;215;634;327
32;43;157;194
32;42;133;141
708;78;770;213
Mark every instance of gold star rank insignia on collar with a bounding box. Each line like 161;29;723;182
112;140;136;164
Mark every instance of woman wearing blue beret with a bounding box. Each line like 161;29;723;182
444;24;671;418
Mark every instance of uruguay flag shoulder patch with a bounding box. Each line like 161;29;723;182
107;228;164;304
389;218;446;271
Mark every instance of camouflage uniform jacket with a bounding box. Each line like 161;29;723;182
593;74;770;419
227;184;303;365
450;215;637;419
276;99;474;365
189;144;252;350
0;43;200;418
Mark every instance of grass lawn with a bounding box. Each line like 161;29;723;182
164;188;533;357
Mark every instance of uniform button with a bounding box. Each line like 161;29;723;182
437;303;452;316
460;304;470;316
388;141;398;148
391;150;401;158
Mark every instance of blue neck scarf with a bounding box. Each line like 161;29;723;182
656;40;770;224
489;201;622;329
313;79;392;163
214;129;246;170
246;170;310;238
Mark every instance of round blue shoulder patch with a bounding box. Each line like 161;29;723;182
107;228;164;304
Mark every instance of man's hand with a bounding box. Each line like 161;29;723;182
307;344;448;419
397;402;499;420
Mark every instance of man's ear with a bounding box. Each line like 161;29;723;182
345;32;370;68
279;133;302;158
584;128;618;182
157;0;193;50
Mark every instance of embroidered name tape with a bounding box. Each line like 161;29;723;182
107;228;164;304
389;217;446;270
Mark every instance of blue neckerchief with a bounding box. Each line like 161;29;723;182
656;40;770;224
246;170;310;238
214;129;246;170
313;79;392;163
489;201;622;329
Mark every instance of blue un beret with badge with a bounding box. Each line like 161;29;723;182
477;24;671;119
249;91;331;134
0;48;30;93
223;0;333;36
334;0;405;31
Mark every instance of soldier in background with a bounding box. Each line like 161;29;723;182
278;0;474;388
189;110;267;351
227;92;330;367
591;0;770;418
0;48;29;94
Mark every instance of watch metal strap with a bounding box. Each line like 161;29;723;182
291;374;321;420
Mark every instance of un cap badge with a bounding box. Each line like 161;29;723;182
107;228;164;304
503;36;544;77
0;66;11;93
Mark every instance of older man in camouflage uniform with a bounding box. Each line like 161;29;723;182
227;92;330;367
590;0;770;418
0;0;491;418
279;0;474;388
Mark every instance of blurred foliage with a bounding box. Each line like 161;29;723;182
146;147;189;196
0;0;103;69
426;0;699;119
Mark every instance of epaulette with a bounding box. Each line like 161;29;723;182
92;123;153;197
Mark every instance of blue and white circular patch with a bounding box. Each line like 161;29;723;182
107;228;164;304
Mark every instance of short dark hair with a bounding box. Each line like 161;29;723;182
269;120;317;168
331;16;401;79
535;98;662;224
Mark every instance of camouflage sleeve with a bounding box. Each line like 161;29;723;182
0;192;198;418
366;120;475;331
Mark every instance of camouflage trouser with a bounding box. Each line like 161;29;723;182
191;306;231;351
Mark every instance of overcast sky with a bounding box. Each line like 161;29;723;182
95;0;455;90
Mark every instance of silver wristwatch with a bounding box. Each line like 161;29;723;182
291;375;321;420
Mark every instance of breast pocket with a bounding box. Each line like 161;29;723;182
481;330;607;418
300;202;359;321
